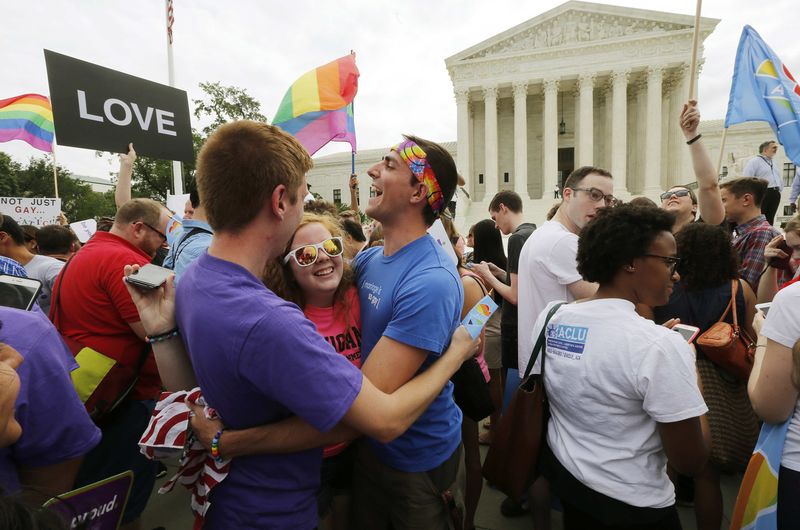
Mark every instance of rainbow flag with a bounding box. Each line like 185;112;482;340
0;94;54;152
273;54;358;156
730;419;790;530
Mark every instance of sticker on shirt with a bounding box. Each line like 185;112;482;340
546;324;588;360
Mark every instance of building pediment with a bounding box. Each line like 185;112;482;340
446;1;718;64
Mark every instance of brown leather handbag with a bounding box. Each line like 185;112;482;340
482;302;565;500
695;280;756;381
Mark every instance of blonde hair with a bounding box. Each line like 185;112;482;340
263;213;356;319
785;214;800;236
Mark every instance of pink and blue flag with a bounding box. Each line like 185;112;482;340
725;25;800;164
272;54;358;156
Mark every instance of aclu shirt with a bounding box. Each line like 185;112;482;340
532;299;707;508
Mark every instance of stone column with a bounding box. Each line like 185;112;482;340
577;73;595;167
611;69;630;195
643;66;664;198
602;82;613;170
512;82;529;199
483;86;499;199
455;89;472;198
542;78;559;195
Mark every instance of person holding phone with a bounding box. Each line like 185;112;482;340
757;214;800;304
534;204;708;530
650;222;756;530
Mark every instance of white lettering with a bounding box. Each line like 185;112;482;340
131;103;154;130
77;90;103;122
103;99;132;126
155;109;177;136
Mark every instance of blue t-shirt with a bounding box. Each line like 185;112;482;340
0;308;100;492
176;252;363;530
162;219;213;282
354;234;464;472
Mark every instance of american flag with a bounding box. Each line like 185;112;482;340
166;0;175;44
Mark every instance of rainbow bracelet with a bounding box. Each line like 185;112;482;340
210;429;225;463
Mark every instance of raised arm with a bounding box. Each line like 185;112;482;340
115;143;135;210
757;235;790;303
681;101;724;225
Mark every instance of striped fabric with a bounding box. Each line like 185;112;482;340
138;388;230;528
0;93;54;152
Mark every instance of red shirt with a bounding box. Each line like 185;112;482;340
50;231;161;400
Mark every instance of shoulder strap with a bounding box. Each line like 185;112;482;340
730;279;740;328
51;253;76;326
461;270;488;297
171;226;212;267
522;302;566;379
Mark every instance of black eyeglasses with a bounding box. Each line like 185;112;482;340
571;187;616;206
139;222;167;242
660;189;691;201
642;254;681;274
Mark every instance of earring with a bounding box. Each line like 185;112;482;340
626;266;636;272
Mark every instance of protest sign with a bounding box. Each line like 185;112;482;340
44;470;132;530
427;219;458;266
166;193;190;217
0;197;61;226
44;50;194;161
70;218;97;243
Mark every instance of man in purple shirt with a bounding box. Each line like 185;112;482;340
174;121;475;529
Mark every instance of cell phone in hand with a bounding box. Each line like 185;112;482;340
124;264;173;290
0;275;42;311
672;323;701;343
755;303;771;317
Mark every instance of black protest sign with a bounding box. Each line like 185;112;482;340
44;50;194;162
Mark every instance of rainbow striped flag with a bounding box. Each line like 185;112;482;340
273;54;358;156
0;93;54;152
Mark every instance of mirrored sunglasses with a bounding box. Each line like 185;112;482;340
283;237;344;267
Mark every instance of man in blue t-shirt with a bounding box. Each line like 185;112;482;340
171;122;474;529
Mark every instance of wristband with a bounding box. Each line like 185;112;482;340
211;429;225;462
686;134;702;145
146;327;180;344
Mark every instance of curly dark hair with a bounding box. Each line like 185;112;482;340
577;204;676;285
674;222;739;291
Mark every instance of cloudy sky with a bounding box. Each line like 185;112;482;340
2;0;799;182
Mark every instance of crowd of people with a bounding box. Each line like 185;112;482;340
0;97;798;530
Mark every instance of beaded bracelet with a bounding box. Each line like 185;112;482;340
146;327;180;344
686;133;702;145
211;429;225;462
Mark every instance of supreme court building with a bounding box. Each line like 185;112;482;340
307;1;796;228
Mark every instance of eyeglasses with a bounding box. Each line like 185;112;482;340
642;254;681;275
571;187;616;206
139;222;167;242
283;237;344;267
660;189;691;201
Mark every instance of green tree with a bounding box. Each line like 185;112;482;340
0;153;21;196
193;82;268;136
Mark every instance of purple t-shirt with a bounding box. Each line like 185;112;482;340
176;253;363;529
0;308;101;492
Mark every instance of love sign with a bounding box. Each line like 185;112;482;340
44;50;194;161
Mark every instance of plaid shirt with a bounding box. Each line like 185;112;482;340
0;256;27;277
733;215;794;289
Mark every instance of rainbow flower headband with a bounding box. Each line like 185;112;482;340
392;140;445;215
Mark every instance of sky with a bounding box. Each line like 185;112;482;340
2;0;799;182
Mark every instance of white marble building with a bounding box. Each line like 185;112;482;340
307;1;797;229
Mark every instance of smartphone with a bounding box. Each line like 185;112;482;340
755;302;772;317
0;274;42;311
673;324;701;343
124;264;173;290
768;239;793;271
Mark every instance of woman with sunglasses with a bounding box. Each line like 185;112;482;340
533;204;709;530
263;212;360;530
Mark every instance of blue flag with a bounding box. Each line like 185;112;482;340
725;25;800;165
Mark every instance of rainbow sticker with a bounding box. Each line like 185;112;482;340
461;294;499;339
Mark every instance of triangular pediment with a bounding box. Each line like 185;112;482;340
446;1;719;64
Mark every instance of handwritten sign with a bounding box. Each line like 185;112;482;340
70;218;97;243
0;197;61;226
44;471;132;530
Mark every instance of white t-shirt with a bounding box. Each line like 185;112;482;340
760;282;800;471
533;299;708;508
517;220;582;372
23;254;64;316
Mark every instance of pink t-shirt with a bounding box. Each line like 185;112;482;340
459;271;491;383
304;286;362;457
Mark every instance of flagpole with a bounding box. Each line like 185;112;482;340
51;144;59;199
716;127;728;178
165;0;184;195
688;0;703;101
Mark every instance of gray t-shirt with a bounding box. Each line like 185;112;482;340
23;254;64;315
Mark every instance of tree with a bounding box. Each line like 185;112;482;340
0;153;21;196
193;82;268;136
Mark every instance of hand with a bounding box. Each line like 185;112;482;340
187;401;225;452
119;143;136;168
486;262;505;279
661;318;681;330
0;343;23;370
451;325;480;363
350;174;358;190
470;262;492;282
123;264;176;335
0;346;22;448
57;212;69;226
680;100;700;139
763;235;788;265
753;311;766;336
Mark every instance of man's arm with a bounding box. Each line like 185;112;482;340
790;171;800;212
567;279;598;300
115;143;135;210
18;457;84;504
681;101;724;225
473;263;517;305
